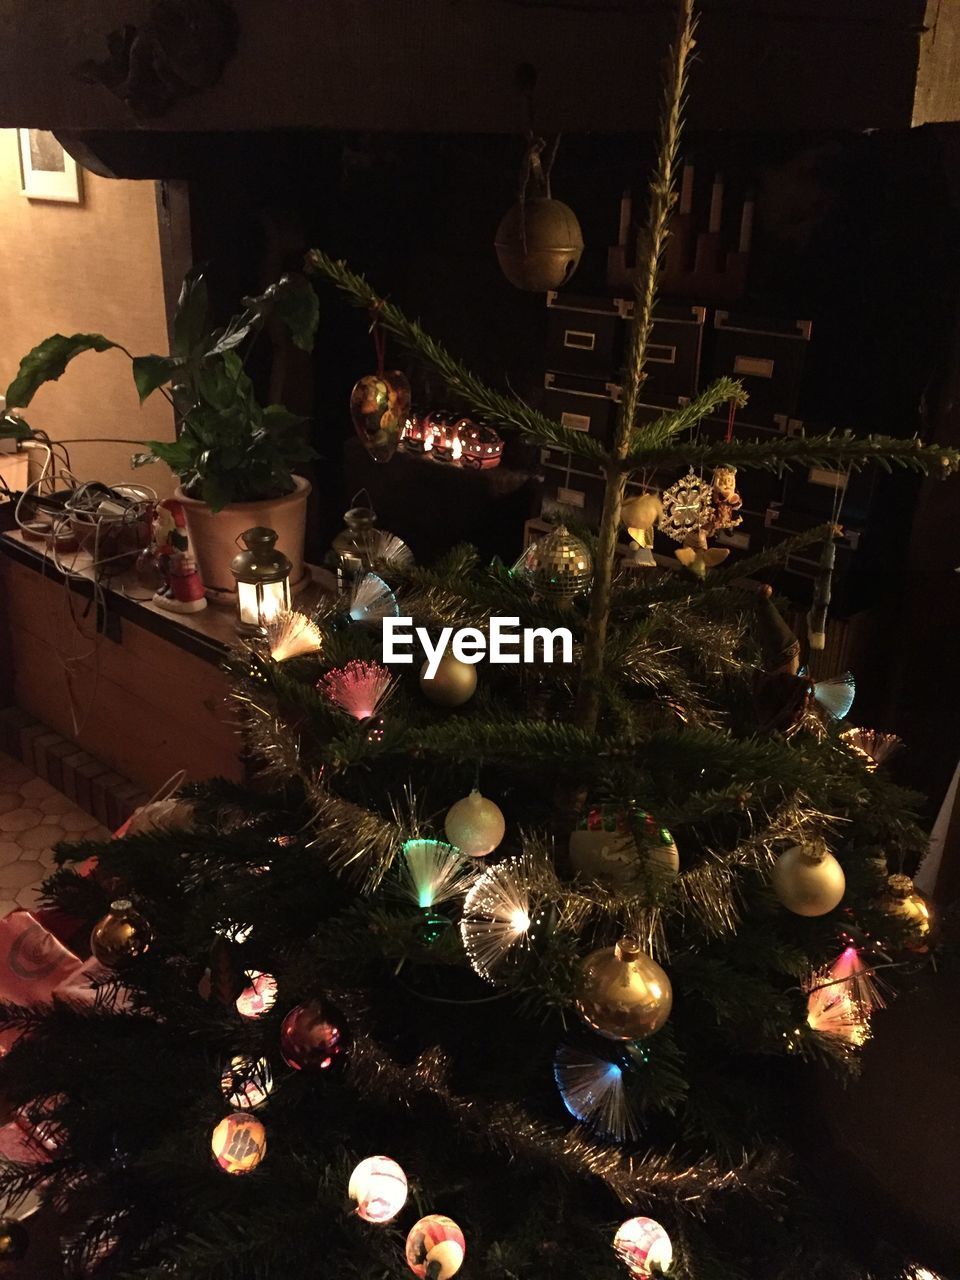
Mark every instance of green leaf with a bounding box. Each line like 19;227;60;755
132;354;184;403
261;404;310;432
5;333;119;408
141;438;197;475
195;353;255;413
243;273;319;352
273;274;320;352
172;266;210;359
206;316;255;357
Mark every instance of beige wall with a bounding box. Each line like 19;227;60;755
0;128;176;493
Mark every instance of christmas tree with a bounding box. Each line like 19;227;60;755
0;3;956;1277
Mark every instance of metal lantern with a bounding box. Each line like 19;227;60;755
330;505;379;586
230;527;292;635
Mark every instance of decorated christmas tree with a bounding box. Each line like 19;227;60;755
0;3;956;1277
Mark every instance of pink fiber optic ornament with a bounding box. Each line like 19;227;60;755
318;660;395;721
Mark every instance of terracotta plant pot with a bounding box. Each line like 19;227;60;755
175;475;311;604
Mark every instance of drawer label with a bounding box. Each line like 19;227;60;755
733;354;775;379
557;487;586;508
563;329;597;351
560;412;591;432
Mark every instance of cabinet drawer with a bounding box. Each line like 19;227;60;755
708;312;811;423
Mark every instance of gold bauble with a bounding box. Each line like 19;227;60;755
419;653;477;707
575;935;672;1041
90;898;154;968
883;873;933;950
770;843;845;917
516;524;593;604
494;197;584;292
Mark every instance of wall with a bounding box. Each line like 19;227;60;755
0;128;175;491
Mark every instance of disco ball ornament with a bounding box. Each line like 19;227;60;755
0;1219;29;1260
613;1216;673;1277
90;899;153;968
444;789;505;857
211;1111;267;1175
348;1155;408;1224
220;1055;273;1111
405;1214;466;1279
419;653;477;706
495;197;584;292
569;804;679;891
349;370;410;463
576;936;672;1041
516;524;593;603
280;997;349;1071
770;842;845;917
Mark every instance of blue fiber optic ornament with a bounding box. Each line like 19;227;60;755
554;1041;638;1141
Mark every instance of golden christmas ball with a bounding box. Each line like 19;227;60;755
883;873;933;950
0;1219;28;1260
770;842;845;917
576;935;672;1041
419;653;478;707
516;524;593;604
494;196;584;292
90;898;154;968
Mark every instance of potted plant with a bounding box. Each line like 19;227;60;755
3;267;319;599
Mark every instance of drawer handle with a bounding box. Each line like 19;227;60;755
563;329;597;351
733;354;775;379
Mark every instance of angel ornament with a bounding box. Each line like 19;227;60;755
659;464;742;576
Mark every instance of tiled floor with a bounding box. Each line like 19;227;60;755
0;751;109;916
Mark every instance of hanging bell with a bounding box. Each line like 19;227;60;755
495;198;584;292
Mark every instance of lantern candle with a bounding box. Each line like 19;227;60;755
230;527;293;635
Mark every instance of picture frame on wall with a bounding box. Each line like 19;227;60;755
17;129;82;203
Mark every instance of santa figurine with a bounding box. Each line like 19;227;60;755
151;499;207;613
707;464;743;535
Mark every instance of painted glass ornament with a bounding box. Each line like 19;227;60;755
419;653;477;707
0;1219;29;1260
211;1112;267;1175
514;524;593;604
576;936;672;1041
350;371;410;463
569;805;679;890
235;970;278;1019
613;1216;673;1277
265;610;323;662
770;842;845;917
444;790;505;857
405;1214;466;1280
554;1042;638;1141
400;839;477;911
89;899;153;968
348;1155;408;1224
319;660;395;721
280;997;349;1071
220;1055;273;1111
